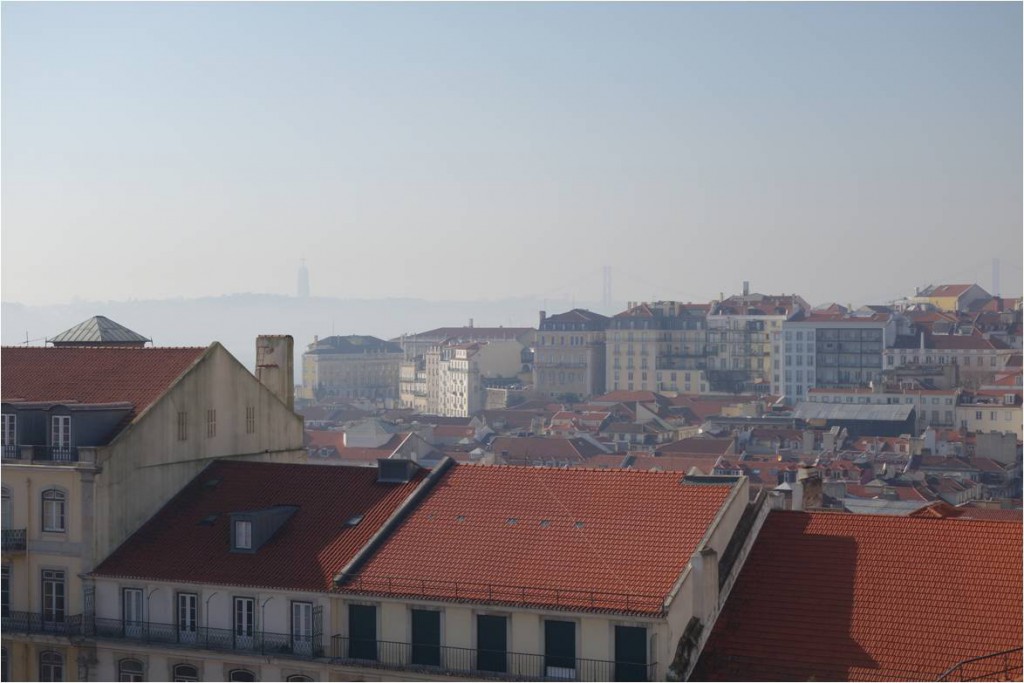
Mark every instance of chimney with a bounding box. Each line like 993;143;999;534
743;281;750;296
919;331;925;351
690;547;719;622
469;318;474;329
256;335;295;411
539;310;547;325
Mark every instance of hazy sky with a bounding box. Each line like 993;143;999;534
3;2;1021;307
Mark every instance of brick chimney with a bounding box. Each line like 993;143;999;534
256;335;295;411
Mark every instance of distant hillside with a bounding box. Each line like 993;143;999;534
1;294;618;372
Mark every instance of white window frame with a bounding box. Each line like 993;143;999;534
234;520;252;550
1;414;15;447
51;415;71;449
42;489;66;533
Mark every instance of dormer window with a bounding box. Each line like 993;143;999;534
234;520;252;550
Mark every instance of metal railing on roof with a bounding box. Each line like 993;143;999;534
937;648;1023;682
338;576;665;615
330;635;657;681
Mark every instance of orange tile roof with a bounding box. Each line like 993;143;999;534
341;464;736;614
94;461;427;591
696;511;1022;681
1;346;207;421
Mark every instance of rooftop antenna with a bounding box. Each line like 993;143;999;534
992;257;1000;297
602;265;612;311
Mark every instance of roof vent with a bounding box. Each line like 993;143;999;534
203;478;221;489
198;514;218;526
344;514;364;527
574;521;585;529
540;520;551;528
507;517;518;525
377;458;421;484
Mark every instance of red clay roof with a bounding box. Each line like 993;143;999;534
94;461;426;591
924;284;976;297
696;511;1022;681
1;346;207;421
342;464;736;614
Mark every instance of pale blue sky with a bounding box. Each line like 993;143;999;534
3;2;1021;307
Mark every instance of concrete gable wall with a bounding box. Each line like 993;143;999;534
93;344;304;562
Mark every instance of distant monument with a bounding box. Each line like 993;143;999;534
297;258;310;298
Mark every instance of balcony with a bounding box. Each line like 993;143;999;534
2;528;26;552
92;618;324;660
2;611;84;636
330;636;657;681
1;445;81;463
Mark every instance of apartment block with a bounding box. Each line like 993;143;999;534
606;302;710;394
534;309;610;400
301;335;404;402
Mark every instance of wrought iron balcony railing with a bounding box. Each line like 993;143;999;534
33;446;79;463
1;528;27;551
92;618;323;660
2;611;84;636
0;444;18;459
330;635;657;681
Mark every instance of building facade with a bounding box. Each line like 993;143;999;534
430;341;525;417
534;309;610;400
606;302;710;395
1;322;304;683
301;336;404;403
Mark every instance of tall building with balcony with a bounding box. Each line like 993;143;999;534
397;357;429;412
706;286;809;394
301;335;404;402
606;302;710;394
775;310;898;403
534;309;610;400
1;318;304;682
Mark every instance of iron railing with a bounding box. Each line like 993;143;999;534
92;618;323;659
1;528;27;551
938;648;1023;682
2;611;84;636
1;444;18;459
33;446;79;463
330;635;657;681
341;576;665;615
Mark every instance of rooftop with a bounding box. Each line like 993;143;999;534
47;315;151;346
341;464;737;615
93;461;427;591
696;511;1022;681
1;346;207;421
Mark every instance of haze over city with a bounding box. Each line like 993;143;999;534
2;1;1021;312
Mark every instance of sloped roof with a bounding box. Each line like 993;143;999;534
47;315;150;345
794;402;914;422
341;464;736;614
695;511;1022;681
1;346;207;421
93;461;426;591
656;437;734;455
922;284;981;298
306;335;403;355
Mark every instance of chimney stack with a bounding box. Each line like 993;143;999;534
539;310;547;325
743;281;750;296
256;335;295;411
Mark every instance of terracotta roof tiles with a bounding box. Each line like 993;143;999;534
696;511;1022;681
1;346;208;421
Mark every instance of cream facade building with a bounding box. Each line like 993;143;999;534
534;309;610;400
1;320;304;683
85;459;760;683
606;302;710;395
301;335;404;403
427;341;526;417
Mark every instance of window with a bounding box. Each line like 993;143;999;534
1;488;10;530
206;410;216;438
544;620;577;678
1;565;9;618
172;664;198;682
42;489;66;532
291;601;313;657
228;670;255;682
42;570;65;625
234;598;256;648
976;411;983;420
348;604;377;661
614;626;647;682
39;651;63;682
178;593;198;643
119;659;144;682
246;406;256;434
124;588;144;638
51;416;70;451
411;609;441;667
177;412;188;441
1;646;8;683
476;614;508;673
234;521;252;550
1;414;15;447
